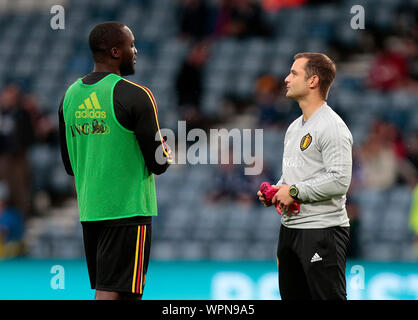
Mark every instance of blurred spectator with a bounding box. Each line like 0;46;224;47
401;35;418;89
0;84;35;218
212;0;234;37
206;150;254;206
22;94;58;146
176;41;210;113
382;120;408;160
261;0;307;12
217;94;257;130
213;0;273;39
207;148;275;207
255;74;281;126
21;94;65;210
177;0;212;41
358;120;398;190
0;181;24;259
255;74;298;129
367;37;409;91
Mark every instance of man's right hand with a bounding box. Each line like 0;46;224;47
257;185;280;207
257;190;270;207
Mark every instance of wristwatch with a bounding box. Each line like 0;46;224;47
289;185;299;201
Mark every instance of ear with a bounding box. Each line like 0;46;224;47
110;47;120;59
309;75;320;89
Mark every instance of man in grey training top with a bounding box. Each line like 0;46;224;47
257;52;353;300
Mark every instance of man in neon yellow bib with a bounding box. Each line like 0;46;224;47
58;21;171;300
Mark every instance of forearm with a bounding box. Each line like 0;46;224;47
296;167;352;203
58;99;74;176
134;113;171;175
142;139;171;175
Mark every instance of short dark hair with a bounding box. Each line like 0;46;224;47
294;52;336;99
89;21;126;61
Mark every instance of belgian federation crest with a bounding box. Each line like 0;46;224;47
300;133;312;151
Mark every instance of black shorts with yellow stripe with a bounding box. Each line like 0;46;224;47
81;216;152;295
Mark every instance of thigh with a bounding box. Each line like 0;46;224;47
96;224;152;294
81;222;101;290
299;227;350;300
277;226;312;300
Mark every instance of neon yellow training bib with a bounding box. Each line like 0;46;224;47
62;73;157;221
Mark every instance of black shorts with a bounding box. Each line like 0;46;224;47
277;225;350;300
81;219;152;294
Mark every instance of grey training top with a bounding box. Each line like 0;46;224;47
277;102;353;229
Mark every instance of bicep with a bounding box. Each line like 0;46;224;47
319;124;353;192
320;124;353;171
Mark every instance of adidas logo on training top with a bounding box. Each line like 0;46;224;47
310;253;322;263
75;92;107;119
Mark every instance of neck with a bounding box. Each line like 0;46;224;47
93;63;121;76
298;95;325;121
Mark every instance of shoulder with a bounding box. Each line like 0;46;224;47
114;79;158;115
116;79;156;103
318;105;353;143
320;105;351;132
62;79;81;105
286;115;302;133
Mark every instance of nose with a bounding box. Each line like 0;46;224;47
284;75;290;84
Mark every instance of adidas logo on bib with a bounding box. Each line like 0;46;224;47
310;252;322;263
